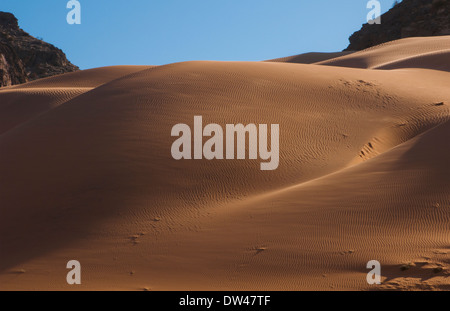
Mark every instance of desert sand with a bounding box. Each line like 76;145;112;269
0;36;449;290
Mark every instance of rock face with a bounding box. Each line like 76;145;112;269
346;0;450;51
0;12;78;87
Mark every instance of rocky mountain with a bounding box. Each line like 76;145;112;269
346;0;450;51
0;12;78;87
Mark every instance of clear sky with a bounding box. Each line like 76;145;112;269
1;0;395;70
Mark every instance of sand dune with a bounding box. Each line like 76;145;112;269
0;66;152;135
0;88;88;135
373;50;450;72
315;36;450;71
9;65;153;89
0;37;449;290
266;51;354;64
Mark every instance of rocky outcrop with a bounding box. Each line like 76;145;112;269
346;0;450;51
0;12;78;87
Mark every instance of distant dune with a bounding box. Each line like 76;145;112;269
317;36;450;71
0;36;449;290
265;51;354;64
271;36;450;72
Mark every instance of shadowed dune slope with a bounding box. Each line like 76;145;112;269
7;65;153;89
0;66;152;135
0;88;88;135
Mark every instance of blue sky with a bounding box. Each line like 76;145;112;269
1;1;394;69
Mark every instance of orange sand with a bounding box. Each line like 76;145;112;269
0;37;449;290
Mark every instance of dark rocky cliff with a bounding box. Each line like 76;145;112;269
346;0;450;51
0;12;79;87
